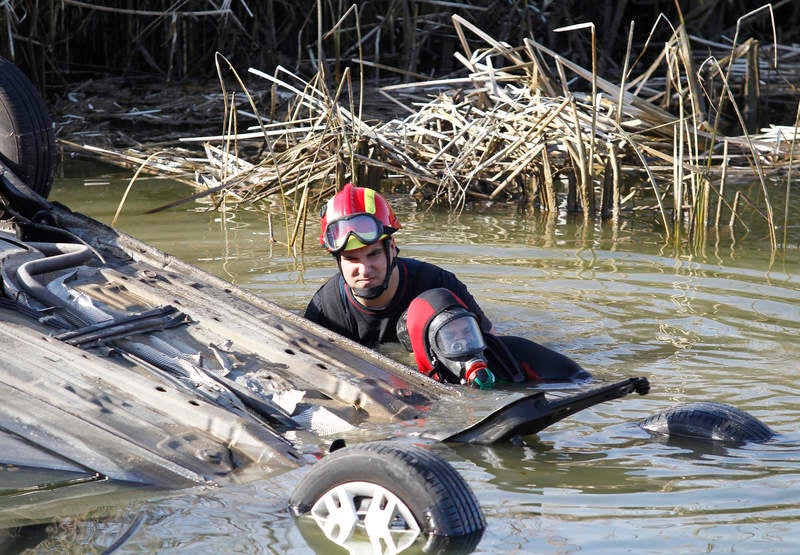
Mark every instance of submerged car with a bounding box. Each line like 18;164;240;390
0;148;653;542
1;56;767;553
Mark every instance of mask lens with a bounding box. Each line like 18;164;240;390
432;313;486;358
324;214;383;252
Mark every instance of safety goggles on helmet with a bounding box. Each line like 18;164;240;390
323;213;394;253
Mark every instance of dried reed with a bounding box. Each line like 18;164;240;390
53;7;800;252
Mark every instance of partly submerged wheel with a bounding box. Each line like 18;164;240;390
639;401;775;443
289;441;485;552
0;57;56;198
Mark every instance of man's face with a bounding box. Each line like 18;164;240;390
338;240;389;291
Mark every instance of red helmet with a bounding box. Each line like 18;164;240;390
320;183;401;253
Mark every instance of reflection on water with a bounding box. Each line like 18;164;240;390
24;160;800;553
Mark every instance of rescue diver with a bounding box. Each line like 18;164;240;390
304;183;590;388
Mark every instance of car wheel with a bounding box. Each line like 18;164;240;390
289;441;485;550
0;57;57;199
640;401;775;443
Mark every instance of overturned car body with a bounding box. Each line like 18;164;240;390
0;56;653;550
0;159;649;492
0;157;653;550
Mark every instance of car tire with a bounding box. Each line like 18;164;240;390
289;441;485;544
0;57;57;199
640;401;775;443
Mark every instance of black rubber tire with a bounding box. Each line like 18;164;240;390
0;57;56;198
289;441;486;538
639;401;774;443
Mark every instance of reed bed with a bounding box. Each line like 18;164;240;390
50;7;800;251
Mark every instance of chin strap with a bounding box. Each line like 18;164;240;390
338;238;396;300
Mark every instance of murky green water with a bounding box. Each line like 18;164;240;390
16;159;800;553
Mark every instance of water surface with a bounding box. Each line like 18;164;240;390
20;160;800;553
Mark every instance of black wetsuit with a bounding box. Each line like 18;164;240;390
304;257;492;346
305;257;589;383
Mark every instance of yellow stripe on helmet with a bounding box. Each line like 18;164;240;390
363;187;376;214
